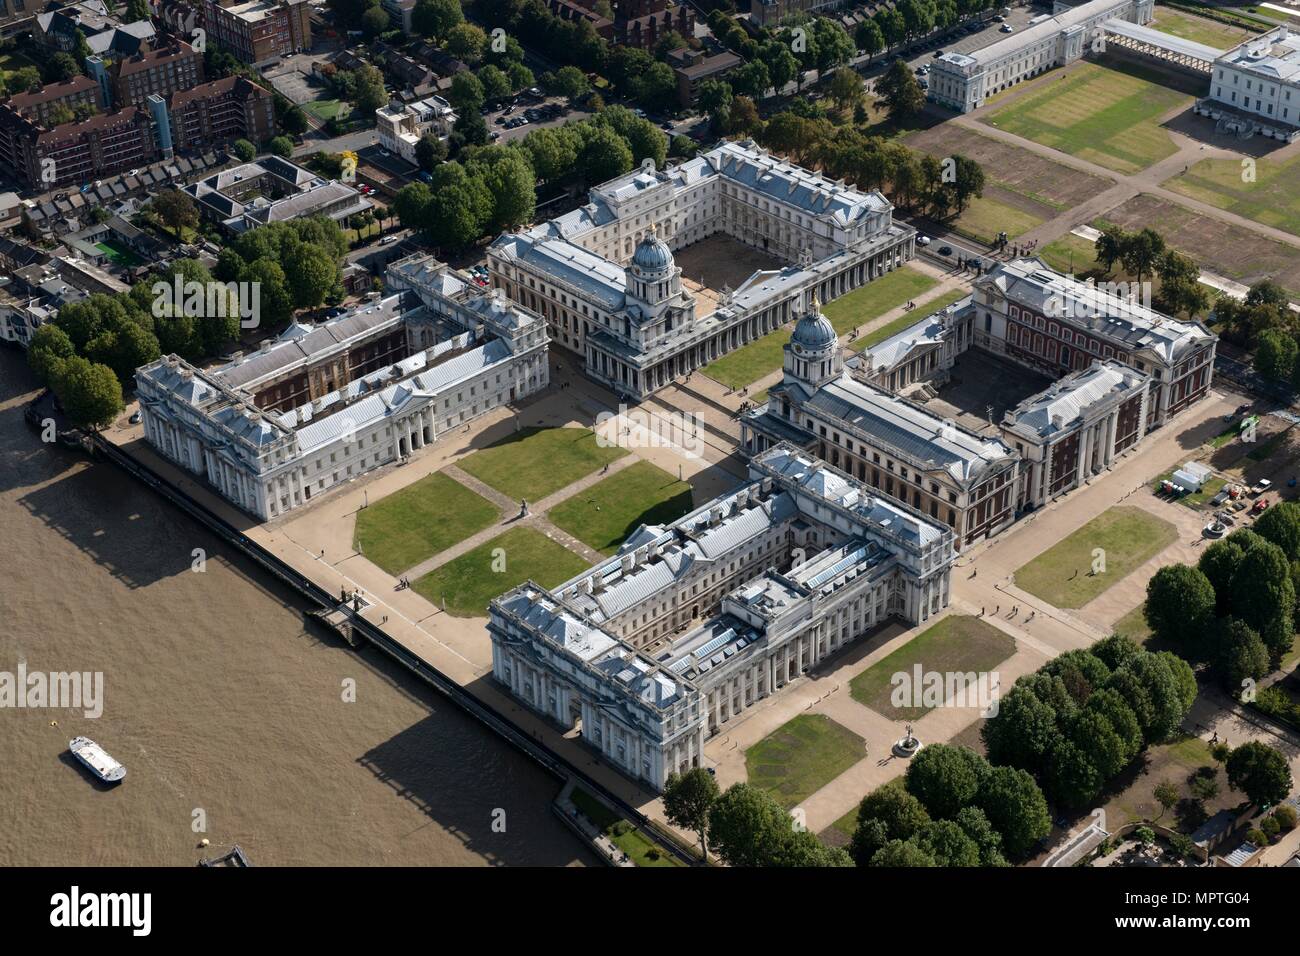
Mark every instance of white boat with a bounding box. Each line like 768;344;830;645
69;736;126;783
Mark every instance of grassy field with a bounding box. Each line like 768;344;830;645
570;788;684;867
412;526;589;617
701;267;938;389
947;193;1046;245
354;471;499;574
982;61;1192;174
458;427;626;501
745;714;865;809
303;99;349;121
1100;734;1237;832
1165;152;1300;239
1149;6;1254;47
1113;602;1153;645
849;615;1017;720
548;460;694;555
1014;506;1180;609
851;288;971;352
94;240;143;268
1038;233;1102;276
0;50;37;83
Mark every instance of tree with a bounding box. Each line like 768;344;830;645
412;0;463;38
707;783;790;867
870;839;935;867
1045;736;1102;808
912;819;980;866
876;59;925;123
1119;227;1165;286
232;139;257;162
267;135;294;158
1199;537;1248;617
1094;226;1128;274
448;72;486;114
828;67;864;113
662;768;719;861
855;19;885;61
1255;328;1299;382
280;103;308;137
550;65;590;101
46;52;81;83
361;4;391;36
51;356;123;429
981;684;1060;771
954;806;1007;867
416;132;448;171
151;190;199;239
1229;539;1296;665
393;181;432;231
425;162;493;248
904;744;986;820
1144;564;1215;652
478;64;512;102
1225;741;1293;807
1217;619;1270;694
727;96;761;135
86;320;160;387
1154;780;1179;820
976;765;1051;859
241;258;294;329
1253;501;1300;561
27;324;76;385
470;149;536;231
576;125;633;187
352;65;388;114
447;23;487;61
729;60;771;100
285;244;340;312
124;0;152;20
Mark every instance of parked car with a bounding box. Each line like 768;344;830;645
1000;23;1014;32
938;245;954;256
379;235;399;245
917;235;931;246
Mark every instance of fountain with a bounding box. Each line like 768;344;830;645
892;722;923;759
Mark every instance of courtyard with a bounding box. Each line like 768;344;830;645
457;426;626;502
547;460;695;555
744;714;866;810
673;232;787;316
918;349;1055;433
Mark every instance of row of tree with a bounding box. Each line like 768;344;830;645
393;108;668;250
1144;507;1300;692
1092;225;1209;318
851;745;1048;865
982;636;1197;810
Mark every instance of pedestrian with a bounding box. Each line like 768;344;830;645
981;606;985;616
995;605;999;614
972;568;977;578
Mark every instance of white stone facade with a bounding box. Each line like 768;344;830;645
488;443;955;792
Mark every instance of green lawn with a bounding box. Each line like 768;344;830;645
1038;234;1102;276
1113;602;1153;645
304;99;349;121
1150;7;1254;47
94;240;143;268
458;426;626;502
849;614;1017;720
745;714;865;809
701;267;939;390
412;526;589;617
982;61;1192;174
0;50;37;82
947;194;1045;245
1166;151;1300;238
353;471;500;574
1014;506;1180;609
852;288;971;353
570;788;683;867
548;460;694;555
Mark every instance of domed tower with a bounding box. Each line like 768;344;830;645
627;225;681;306
783;295;841;390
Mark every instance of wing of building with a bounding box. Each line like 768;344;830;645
741;258;1215;549
489;443;955;792
135;255;549;521
488;139;916;399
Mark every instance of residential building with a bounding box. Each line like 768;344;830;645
0;104;158;187
201;0;312;67
182;155;369;233
86;39;205;109
668;47;742;106
375;95;457;165
156;75;276;155
4;75;99;127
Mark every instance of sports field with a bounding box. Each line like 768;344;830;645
1164;152;1300;239
982;61;1192;174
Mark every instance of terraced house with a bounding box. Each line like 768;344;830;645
488;443;955;791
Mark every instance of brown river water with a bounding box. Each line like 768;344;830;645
0;349;591;866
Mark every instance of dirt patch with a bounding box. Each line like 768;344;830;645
672;234;786;295
1099;193;1300;296
906;123;1113;211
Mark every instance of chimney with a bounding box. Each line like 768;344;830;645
709;505;724;526
620;552;635;573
